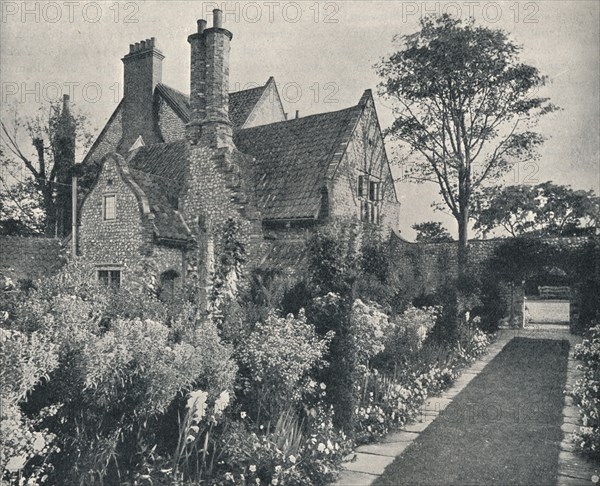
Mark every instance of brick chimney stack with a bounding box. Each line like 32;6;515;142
120;37;164;152
187;9;233;149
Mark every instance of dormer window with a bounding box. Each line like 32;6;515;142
103;195;116;220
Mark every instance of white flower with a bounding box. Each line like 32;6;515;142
187;389;208;420
5;455;26;472
272;479;279;485
32;434;46;452
225;472;234;482
214;390;231;416
288;455;296;464
275;465;282;473
241;411;247;419
320;383;327;390
317;442;326;452
249;464;257;473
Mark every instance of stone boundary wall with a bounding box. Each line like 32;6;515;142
389;232;594;295
0;236;66;283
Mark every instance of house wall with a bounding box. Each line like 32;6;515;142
79;154;188;289
181;145;262;262
83;106;123;165
328;101;401;236
244;81;286;128
79;155;150;281
157;96;187;143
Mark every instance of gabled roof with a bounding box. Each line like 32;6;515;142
234;103;364;220
128;140;187;186
156;81;271;129
229;84;268;128
128;168;192;242
126;141;192;243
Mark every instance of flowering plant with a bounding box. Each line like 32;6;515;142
571;323;600;460
238;310;333;422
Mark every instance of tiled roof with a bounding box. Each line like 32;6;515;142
229;85;266;128
129;169;192;242
156;83;267;129
128;140;187;187
127;142;192;243
234;105;362;220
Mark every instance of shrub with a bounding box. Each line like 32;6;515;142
349;299;395;371
1;328;59;484
571;323;600;461
1;262;236;485
376;305;439;370
237;310;333;424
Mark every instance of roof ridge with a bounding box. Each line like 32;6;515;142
237;103;362;133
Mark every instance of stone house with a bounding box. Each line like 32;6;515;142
77;9;401;299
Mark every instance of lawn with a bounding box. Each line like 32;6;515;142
374;338;570;486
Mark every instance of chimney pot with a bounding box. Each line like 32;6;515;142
213;9;222;28
135;42;140;51
198;19;207;33
140;40;146;49
129;44;135;53
295;110;299;119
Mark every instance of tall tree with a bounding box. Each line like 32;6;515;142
0;96;93;236
412;221;453;242
473;182;599;238
378;15;558;275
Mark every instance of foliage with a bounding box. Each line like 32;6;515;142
0;100;94;236
0;179;45;236
571;323;600;462
208;403;351;486
238;310;333;423
210;217;247;326
1;262;236;485
473;182;599;238
412;221;453;242
349;299;395;370
570;240;600;335
354;327;491;445
377;305;440;370
1;328;59;484
378;14;557;272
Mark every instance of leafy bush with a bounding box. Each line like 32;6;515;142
571;323;600;461
376;305;439;370
349;299;395;371
1;328;59;484
1;262;236;485
238;310;333;424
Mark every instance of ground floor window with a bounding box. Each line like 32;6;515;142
98;268;121;288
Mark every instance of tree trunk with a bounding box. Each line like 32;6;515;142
457;208;469;279
41;185;56;237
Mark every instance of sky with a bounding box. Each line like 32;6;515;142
1;0;599;239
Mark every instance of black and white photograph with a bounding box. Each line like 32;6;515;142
1;1;599;484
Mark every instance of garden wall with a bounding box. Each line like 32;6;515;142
388;232;593;296
0;236;66;283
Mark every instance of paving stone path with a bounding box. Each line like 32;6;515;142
335;328;598;486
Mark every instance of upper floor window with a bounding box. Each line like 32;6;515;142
358;175;382;202
103;195;116;220
358;175;383;224
98;268;121;288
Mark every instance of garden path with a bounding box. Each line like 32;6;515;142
336;328;598;486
